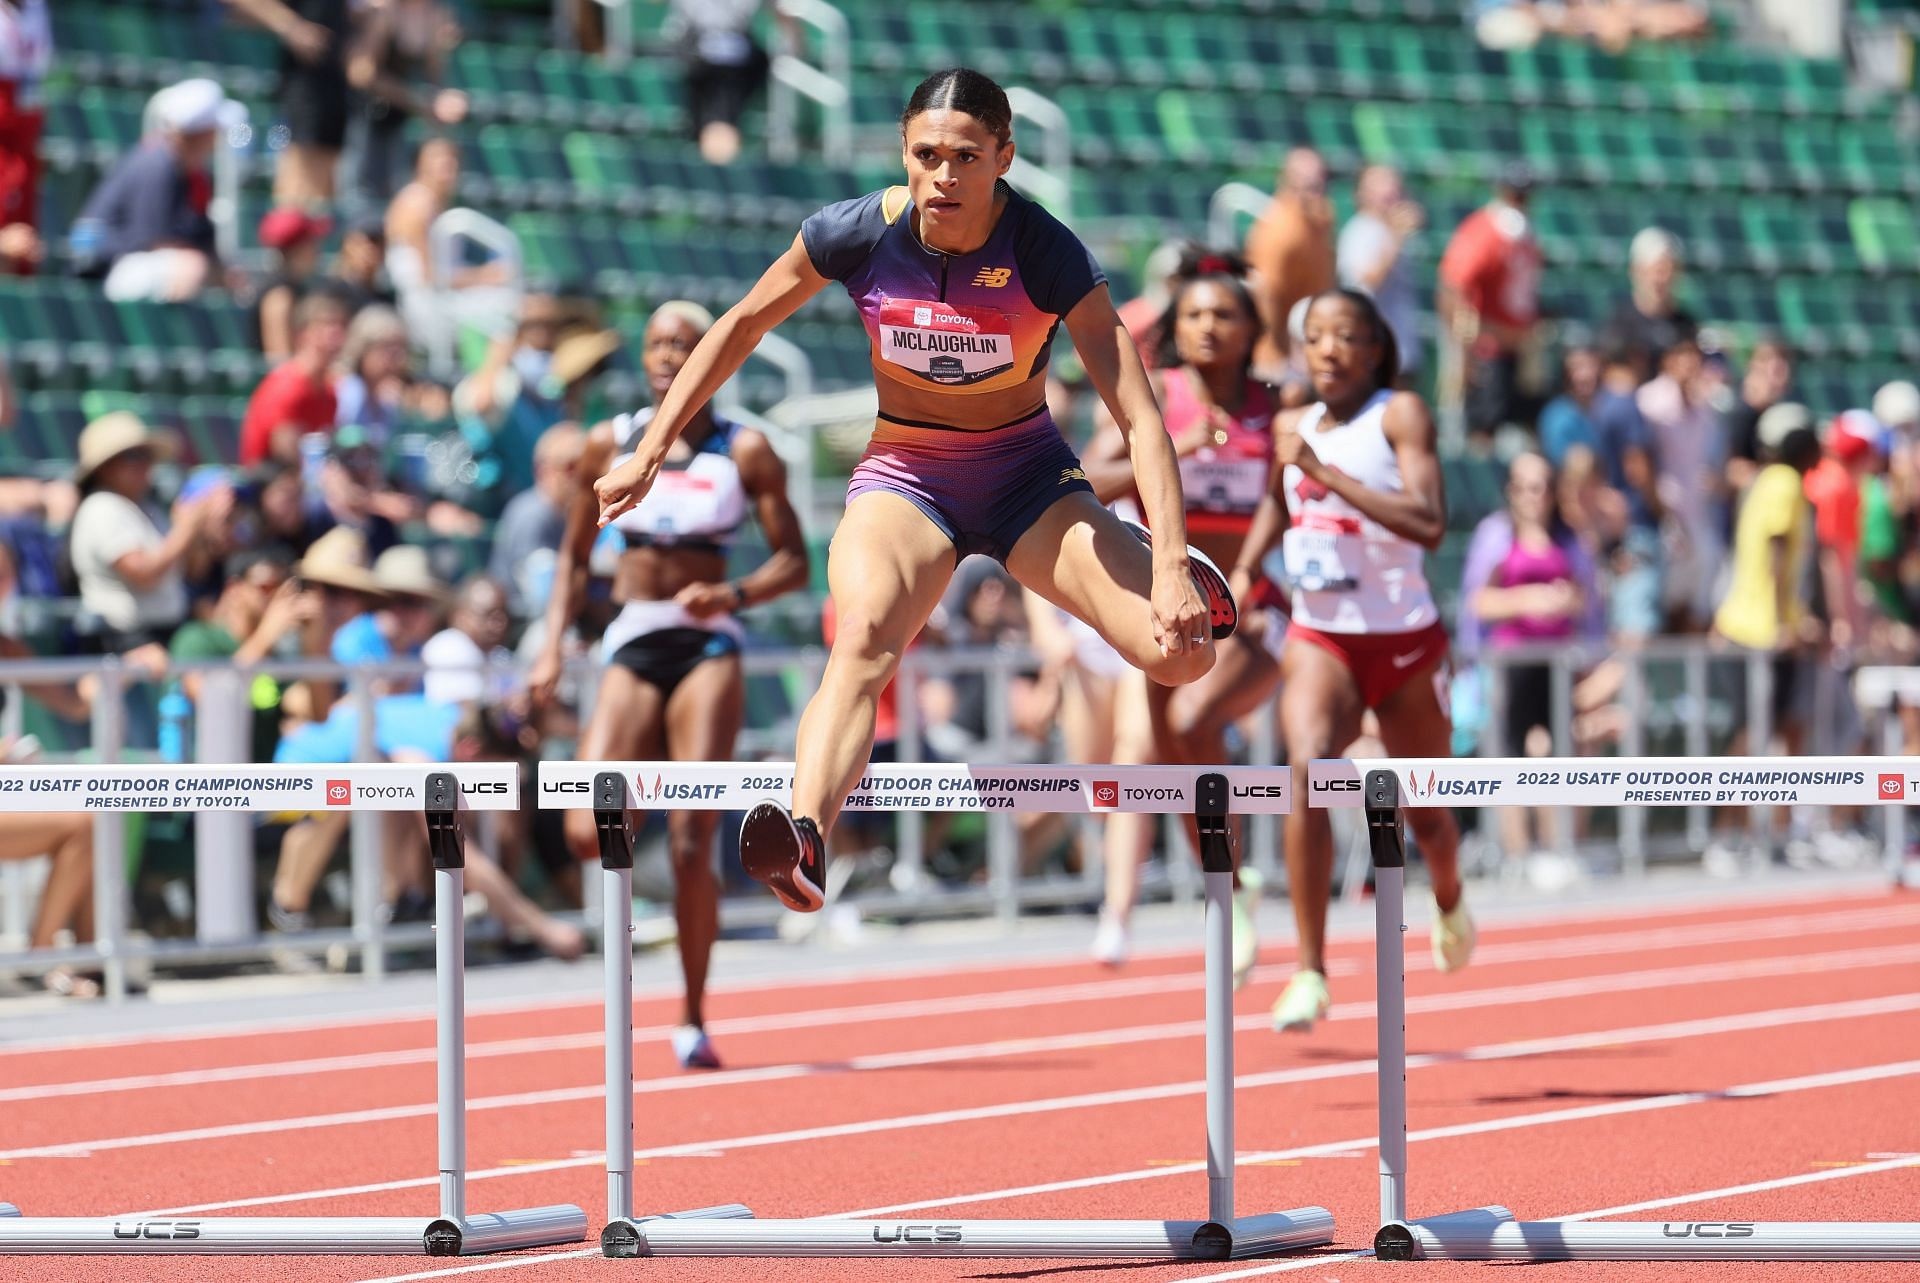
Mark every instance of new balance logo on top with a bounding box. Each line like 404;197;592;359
972;266;1012;288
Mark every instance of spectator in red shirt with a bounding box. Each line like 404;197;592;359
239;292;349;466
1803;411;1881;652
0;0;50;274
1438;166;1544;443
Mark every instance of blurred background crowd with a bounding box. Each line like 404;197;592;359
0;0;1918;981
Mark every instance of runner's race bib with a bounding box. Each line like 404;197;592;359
878;299;1015;386
1280;527;1361;593
1179;453;1268;515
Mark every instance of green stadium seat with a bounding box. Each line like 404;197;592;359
1850;198;1920;274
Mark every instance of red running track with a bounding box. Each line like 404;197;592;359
1;887;1917;1283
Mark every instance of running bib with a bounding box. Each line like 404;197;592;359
878;298;1015;386
1281;528;1361;593
1179;453;1268;516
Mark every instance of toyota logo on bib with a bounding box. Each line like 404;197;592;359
325;780;351;806
1091;781;1119;809
1880;774;1905;800
913;306;932;326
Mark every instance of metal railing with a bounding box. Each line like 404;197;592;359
768;0;853;167
0;637;1911;997
1208;181;1270;253
1007;87;1074;218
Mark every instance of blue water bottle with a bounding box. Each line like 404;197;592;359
158;686;192;764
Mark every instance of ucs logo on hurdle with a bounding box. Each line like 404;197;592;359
872;1225;964;1244
112;1221;202;1241
1663;1224;1756;1239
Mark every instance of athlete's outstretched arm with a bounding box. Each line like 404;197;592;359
1274;390;1447;549
595;234;830;526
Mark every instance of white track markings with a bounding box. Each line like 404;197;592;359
141;990;1920;1219
1;889;1902;1065
343;1059;1920;1283
12;900;1917;1103
13;939;1919;1161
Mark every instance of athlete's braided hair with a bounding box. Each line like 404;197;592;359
902;68;1013;147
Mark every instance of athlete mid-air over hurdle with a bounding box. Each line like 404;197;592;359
594;67;1239;913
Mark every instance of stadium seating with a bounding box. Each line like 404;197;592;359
4;0;1914;477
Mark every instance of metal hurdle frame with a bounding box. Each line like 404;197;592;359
0;764;587;1256
541;759;1335;1260
1310;755;1920;1264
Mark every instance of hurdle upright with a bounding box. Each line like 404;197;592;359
1311;755;1920;1263
540;759;1334;1260
0;764;587;1256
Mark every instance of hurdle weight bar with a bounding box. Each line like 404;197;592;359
1315;756;1920;1263
0;764;587;1256
546;761;1332;1260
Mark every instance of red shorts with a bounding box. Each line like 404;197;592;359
1286;620;1450;709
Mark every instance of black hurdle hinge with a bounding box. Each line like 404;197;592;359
425;771;465;870
1364;768;1404;869
1195;771;1232;874
594;771;633;870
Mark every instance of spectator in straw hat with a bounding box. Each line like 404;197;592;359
68;412;232;648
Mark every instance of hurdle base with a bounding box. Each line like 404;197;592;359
0;1206;587;1255
613;1208;1333;1259
602;1204;757;1258
1378;1208;1920;1262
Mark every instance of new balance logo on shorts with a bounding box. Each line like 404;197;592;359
971;266;1011;288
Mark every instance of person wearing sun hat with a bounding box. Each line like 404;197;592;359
68;412;231;647
326;541;448;685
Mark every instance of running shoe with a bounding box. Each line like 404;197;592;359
671;1025;722;1070
1232;866;1263;990
739;803;826;913
1090;907;1130;966
1431;892;1476;973
1271;970;1331;1033
1120;520;1238;640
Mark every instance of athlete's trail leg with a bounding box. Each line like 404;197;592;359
792;492;956;833
1278;640;1364;975
1375;659;1463;913
664;653;744;1028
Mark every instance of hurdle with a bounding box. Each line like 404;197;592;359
1310;755;1920;1263
540;759;1335;1259
0;764;587;1255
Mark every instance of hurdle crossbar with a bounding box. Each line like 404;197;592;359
1314;756;1920;1263
0;764;586;1256
544;760;1332;1261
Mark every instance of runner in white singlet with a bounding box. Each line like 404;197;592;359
1233;289;1475;1033
529;302;810;1070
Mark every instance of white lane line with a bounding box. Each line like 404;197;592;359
15;939;1919;1160
144;990;1920;1219
15;900;1917;1102
1177;1148;1920;1280
3;888;1902;1062
343;1058;1920;1283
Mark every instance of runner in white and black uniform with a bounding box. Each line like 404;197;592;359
530;301;809;1070
1235;288;1475;1034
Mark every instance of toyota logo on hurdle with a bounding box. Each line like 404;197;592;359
1880;774;1905;800
1090;780;1119;808
325;780;351;806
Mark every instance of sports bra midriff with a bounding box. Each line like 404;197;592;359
607;409;748;554
1160;370;1275;535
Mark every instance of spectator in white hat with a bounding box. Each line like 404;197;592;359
72;78;228;301
1606;227;1697;384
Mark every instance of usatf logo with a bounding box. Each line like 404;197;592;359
1403;770;1439;800
1059;467;1087;484
971;266;1011;288
1091;780;1119;809
1402;770;1499;801
325;780;351;806
1880;773;1905;800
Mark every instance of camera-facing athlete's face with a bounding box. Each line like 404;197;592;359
901;109;1012;250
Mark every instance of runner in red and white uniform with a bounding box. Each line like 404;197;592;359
1082;259;1283;978
1234;288;1474;1033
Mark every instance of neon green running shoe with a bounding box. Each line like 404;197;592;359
1270;969;1330;1033
1232;866;1262;990
1432;892;1477;973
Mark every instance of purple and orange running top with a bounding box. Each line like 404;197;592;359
801;182;1107;399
